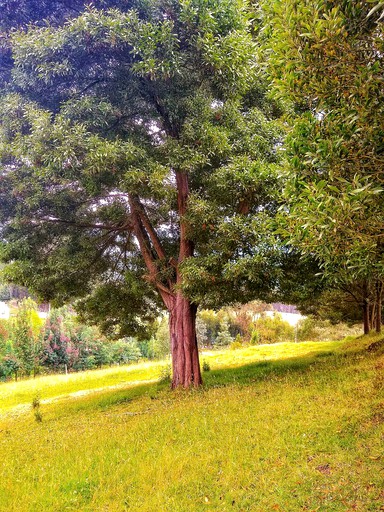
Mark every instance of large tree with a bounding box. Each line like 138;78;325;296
262;0;384;333
0;0;283;387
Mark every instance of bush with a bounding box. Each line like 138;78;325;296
0;354;20;381
296;317;361;342
152;316;170;358
202;360;211;371
250;313;295;344
111;338;142;364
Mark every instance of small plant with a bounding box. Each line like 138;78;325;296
202;360;211;372
230;335;244;350
158;364;172;384
32;393;43;423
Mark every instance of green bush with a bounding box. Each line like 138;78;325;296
250;313;295;345
0;354;20;381
296;317;361;342
152;316;170;359
202;360;211;371
111;338;142;364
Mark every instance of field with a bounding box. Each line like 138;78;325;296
0;337;383;511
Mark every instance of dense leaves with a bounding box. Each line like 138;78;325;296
0;0;288;386
262;0;384;331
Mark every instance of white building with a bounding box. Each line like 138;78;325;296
0;301;10;319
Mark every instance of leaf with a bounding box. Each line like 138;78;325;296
367;2;384;18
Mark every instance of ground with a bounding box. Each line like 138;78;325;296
0;338;383;511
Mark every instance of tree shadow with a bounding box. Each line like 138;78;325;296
45;343;377;418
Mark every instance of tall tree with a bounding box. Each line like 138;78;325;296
262;0;384;333
0;0;283;387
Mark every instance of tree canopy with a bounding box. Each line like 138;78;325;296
262;0;384;332
0;0;288;386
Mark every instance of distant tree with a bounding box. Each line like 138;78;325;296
110;338;141;365
250;313;294;344
11;298;43;376
42;310;71;372
215;321;233;347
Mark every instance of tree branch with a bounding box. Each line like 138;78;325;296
128;195;174;304
130;196;167;261
38;216;132;232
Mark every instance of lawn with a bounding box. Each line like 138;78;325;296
0;338;383;511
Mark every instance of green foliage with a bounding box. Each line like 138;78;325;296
296;317;361;342
152;316;171;359
110;338;142;365
250;313;295;344
10;298;43;376
262;0;384;311
0;354;20;381
229;334;244;350
202;360;211;372
158;363;171;384
32;393;43;423
215;320;234;347
0;0;286;347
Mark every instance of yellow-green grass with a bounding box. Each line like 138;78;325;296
0;360;168;414
0;338;383;511
0;341;344;414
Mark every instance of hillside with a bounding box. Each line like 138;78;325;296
0;338;383;511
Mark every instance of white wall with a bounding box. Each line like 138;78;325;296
0;302;10;319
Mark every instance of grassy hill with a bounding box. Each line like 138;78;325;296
0;338;383;511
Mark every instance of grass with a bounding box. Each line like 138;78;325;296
0;337;383;511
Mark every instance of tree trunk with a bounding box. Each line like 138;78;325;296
375;281;382;334
128;169;203;388
169;292;202;388
363;300;370;335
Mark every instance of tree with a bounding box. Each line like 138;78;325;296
262;0;384;333
0;0;284;387
10;298;43;376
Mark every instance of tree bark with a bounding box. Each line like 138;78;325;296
169;292;202;388
375;281;382;334
128;169;203;388
362;300;370;335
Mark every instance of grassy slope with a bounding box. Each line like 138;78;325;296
0;338;383;512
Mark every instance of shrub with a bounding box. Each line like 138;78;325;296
296;317;361;342
111;338;142;365
152;316;171;358
0;354;20;381
250;313;295;344
202;360;211;371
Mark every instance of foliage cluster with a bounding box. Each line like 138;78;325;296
0;299;148;381
261;0;384;333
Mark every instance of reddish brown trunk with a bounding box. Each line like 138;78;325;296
363;300;370;335
129;168;203;388
375;281;382;334
169;292;202;388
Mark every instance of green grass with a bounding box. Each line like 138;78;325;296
0;338;383;511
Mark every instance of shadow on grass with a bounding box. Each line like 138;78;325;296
202;351;331;389
51;344;368;415
48;343;378;419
